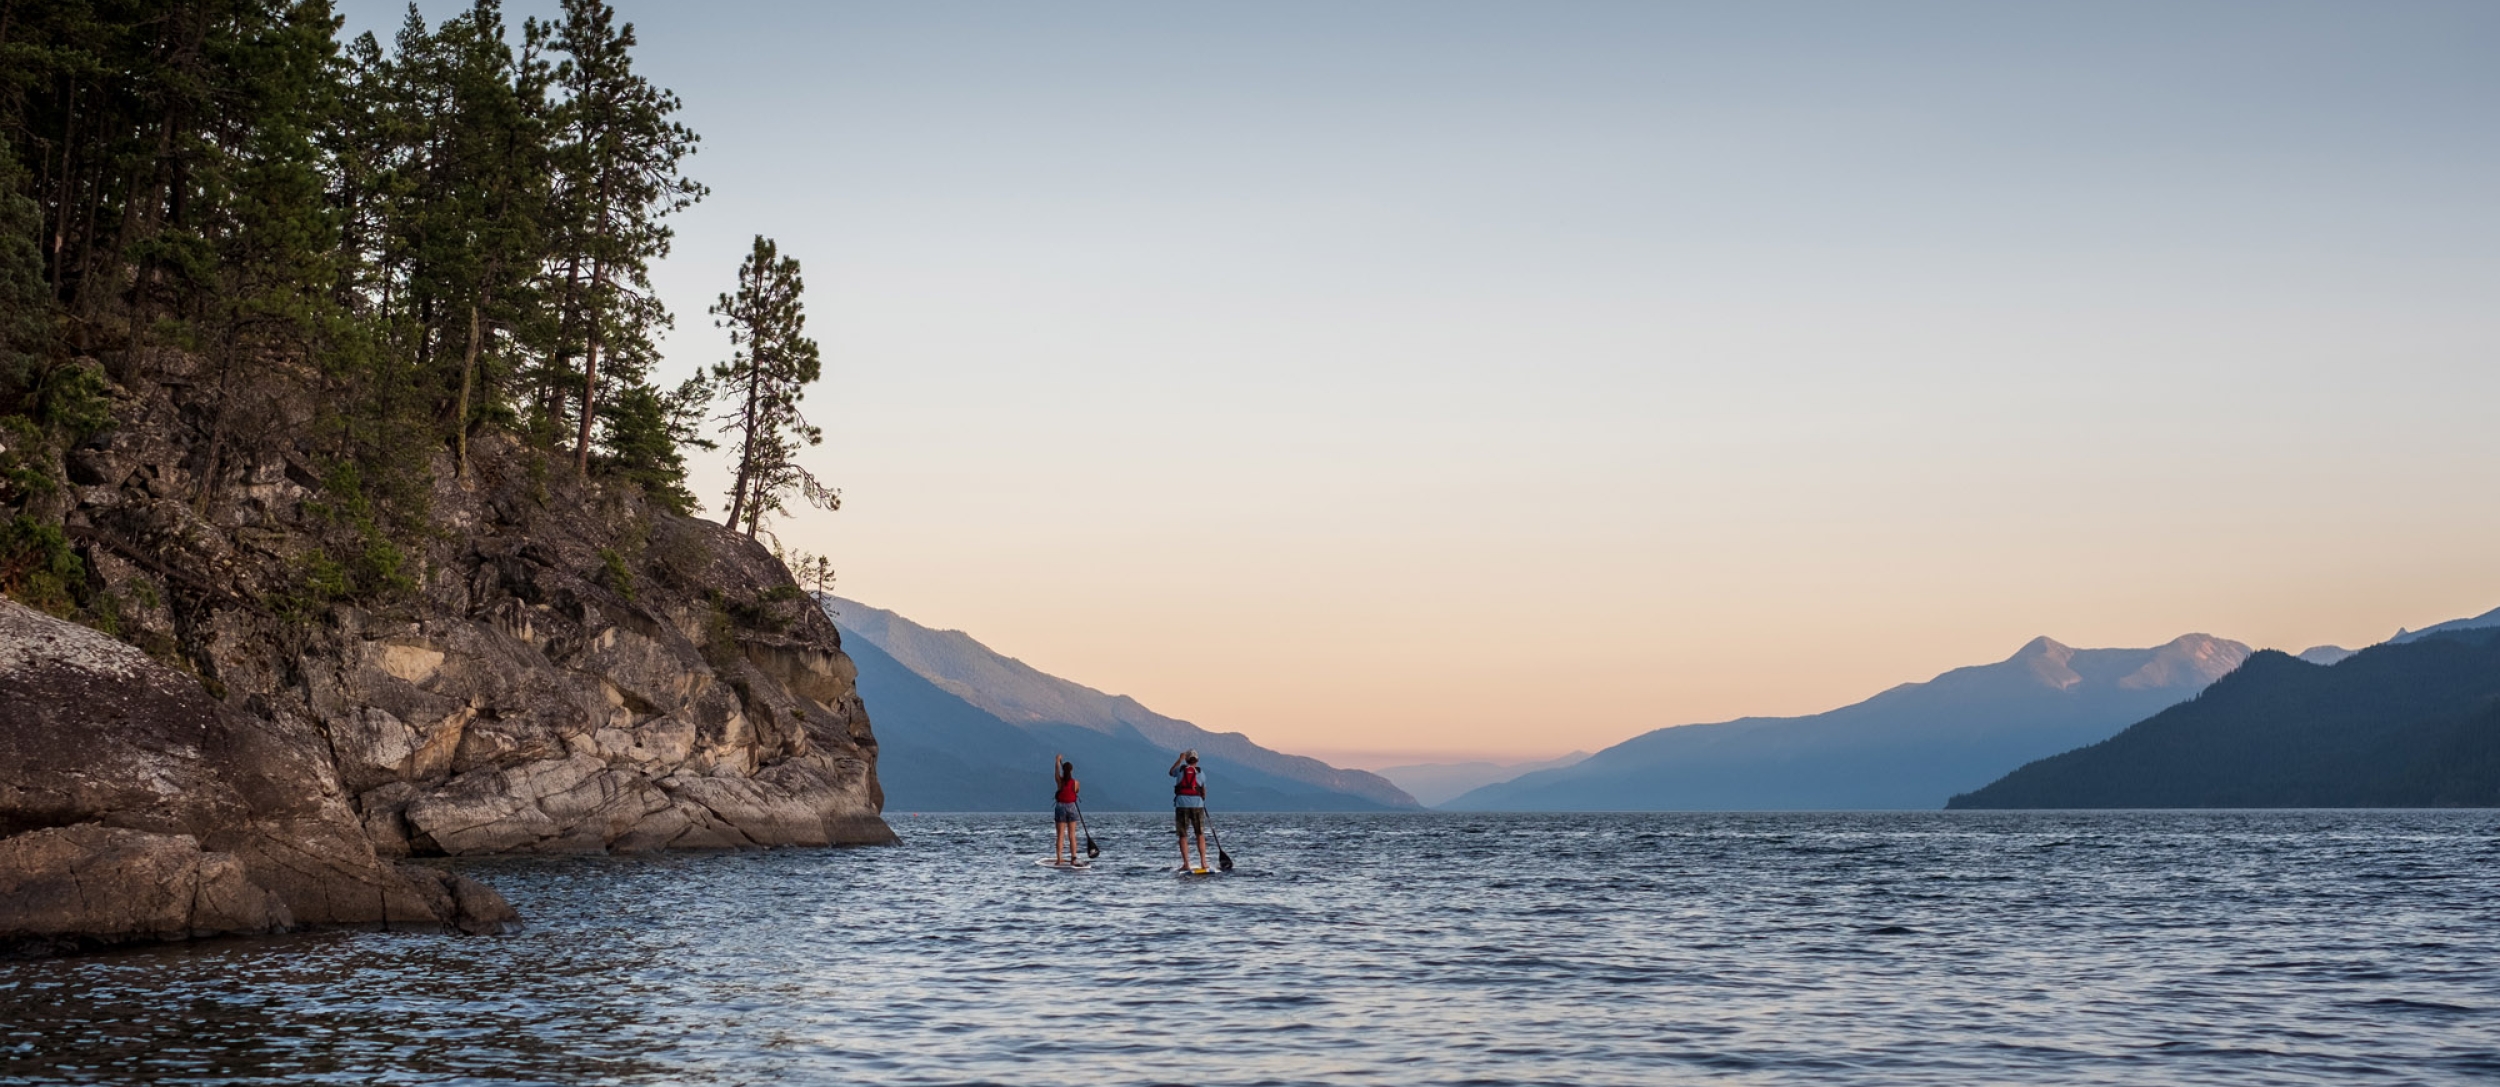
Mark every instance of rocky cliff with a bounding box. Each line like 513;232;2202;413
0;596;515;953
1;351;892;953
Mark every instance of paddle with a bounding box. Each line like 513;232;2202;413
1203;795;1234;872
1077;802;1101;859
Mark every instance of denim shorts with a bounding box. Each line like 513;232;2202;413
1054;802;1079;824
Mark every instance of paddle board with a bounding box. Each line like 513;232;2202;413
1035;858;1093;870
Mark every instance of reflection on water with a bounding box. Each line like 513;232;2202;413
5;811;2499;1086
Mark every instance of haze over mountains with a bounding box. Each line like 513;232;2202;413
1376;753;1591;808
1446;634;2252;811
827;598;1419;812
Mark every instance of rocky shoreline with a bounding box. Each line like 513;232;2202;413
0;598;516;954
2;384;894;956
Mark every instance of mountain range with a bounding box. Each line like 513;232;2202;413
839;592;2500;814
1951;626;2500;808
1445;634;2252;811
827;597;1420;812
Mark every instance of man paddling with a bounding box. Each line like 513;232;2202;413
1170;750;1211;872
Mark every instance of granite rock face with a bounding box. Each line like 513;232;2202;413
2;354;893;953
0;827;289;946
0;598;515;953
288;447;894;857
73;425;892;856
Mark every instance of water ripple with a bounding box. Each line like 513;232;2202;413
1;810;2496;1085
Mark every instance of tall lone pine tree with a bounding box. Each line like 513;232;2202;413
711;235;836;539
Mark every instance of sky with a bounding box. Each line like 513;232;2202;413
341;1;2500;767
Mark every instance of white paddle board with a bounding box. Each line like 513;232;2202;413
1035;858;1093;870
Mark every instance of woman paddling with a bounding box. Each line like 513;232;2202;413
1051;755;1083;865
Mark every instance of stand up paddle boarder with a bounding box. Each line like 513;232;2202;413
1051;755;1083;866
1170;750;1211;872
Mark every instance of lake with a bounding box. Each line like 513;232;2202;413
4;811;2497;1085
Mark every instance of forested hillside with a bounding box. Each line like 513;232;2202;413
1;0;837;625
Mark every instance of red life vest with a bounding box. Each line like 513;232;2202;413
1055;777;1078;803
1175;764;1205;797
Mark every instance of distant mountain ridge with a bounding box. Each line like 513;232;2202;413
2297;646;2357;666
1950;627;2500;808
2390;605;2500;646
1446;634;2251;811
827;597;1420;811
1377;752;1592;808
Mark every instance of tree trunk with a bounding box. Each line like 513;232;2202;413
118;109;177;317
417;292;436;375
573;262;605;475
47;75;74;299
724;348;763;532
456;302;482;478
544;251;582;441
194;342;235;517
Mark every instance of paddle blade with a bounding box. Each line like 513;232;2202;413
1217;848;1234;872
1085;836;1101;859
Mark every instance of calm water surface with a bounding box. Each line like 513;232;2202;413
3;811;2497;1086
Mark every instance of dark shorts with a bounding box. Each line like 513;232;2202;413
1174;806;1205;834
1054;802;1079;824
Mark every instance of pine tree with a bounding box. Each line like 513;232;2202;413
393;0;550;476
710;235;834;538
0;145;49;388
0;0;740;614
185;0;353;511
543;0;701;475
596;373;712;514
